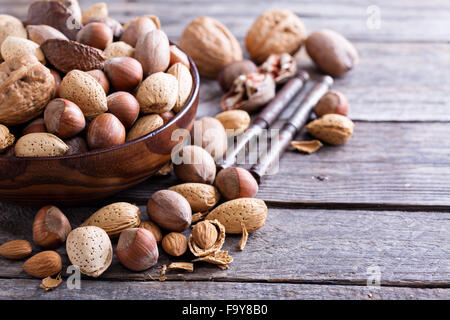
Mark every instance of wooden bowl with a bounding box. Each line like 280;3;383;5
0;54;200;207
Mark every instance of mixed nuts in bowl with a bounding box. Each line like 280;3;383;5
0;1;200;205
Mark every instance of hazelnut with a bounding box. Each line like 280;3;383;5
44;98;86;139
147;190;192;232
87;113;126;150
50;69;61;98
23;118;47;137
314;90;349;117
107;92;140;129
162;232;188;256
139;221;162;243
104;57;143;92
86;69;110;94
160;111;175;125
173;145;217;184
215;167;259;200
116;228;159;272
85;16;123;39
191;117;228;159
120;16;157;47
218;60;258;92
135;29;170;77
76;22;113;50
191;221;218;250
169;45;190;69
64;136;88;155
33;205;72;249
59;70;108;118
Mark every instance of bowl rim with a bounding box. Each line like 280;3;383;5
3;44;200;162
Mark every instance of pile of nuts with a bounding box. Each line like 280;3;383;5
178;9;358;146
0;156;265;284
0;1;193;157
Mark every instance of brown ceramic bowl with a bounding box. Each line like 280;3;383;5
0;50;200;206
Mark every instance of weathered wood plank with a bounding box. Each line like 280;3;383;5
5;0;450;42
112;122;450;208
0;278;449;300
1;205;449;286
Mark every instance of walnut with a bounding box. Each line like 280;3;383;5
246;9;307;64
179;16;242;78
0;54;55;125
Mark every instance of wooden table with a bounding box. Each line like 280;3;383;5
0;0;449;300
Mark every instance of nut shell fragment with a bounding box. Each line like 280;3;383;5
290;140;323;154
192;250;233;266
306;114;354;145
238;222;248;251
189;219;225;257
168;262;194;272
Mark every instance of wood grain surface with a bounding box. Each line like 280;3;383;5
0;0;449;300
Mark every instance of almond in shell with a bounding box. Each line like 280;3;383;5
66;226;112;277
215;110;250;137
169;183;220;212
81;202;141;237
136;72;178;114
167;63;192;113
206;198;267;234
126;114;164;142
81;2;108;24
306;114;354;145
1;36;45;64
41;39;106;73
15;133;69;157
0;15;27;59
59;70;108;117
104;41;135;59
